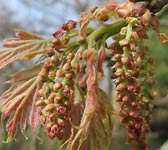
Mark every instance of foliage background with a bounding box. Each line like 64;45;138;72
0;0;168;150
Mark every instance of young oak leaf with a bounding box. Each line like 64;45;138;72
68;49;98;150
89;88;113;150
0;30;51;69
15;30;44;40
0;65;42;141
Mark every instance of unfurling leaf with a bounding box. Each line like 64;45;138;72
89;88;113;150
15;30;44;40
0;31;51;69
68;49;98;149
0;65;42;140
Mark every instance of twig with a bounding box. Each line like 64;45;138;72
152;94;168;107
149;0;168;13
157;4;168;18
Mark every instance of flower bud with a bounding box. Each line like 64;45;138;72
49;114;57;122
63;63;72;71
61;23;68;30
114;68;123;76
35;99;45;106
77;51;83;60
120;27;127;35
128;42;136;52
67;52;75;61
122;96;131;102
141;10;151;26
150;90;158;99
127;85;137;92
98;13;109;22
125;71;132;78
114;78;122;86
63;87;71;97
38;89;45;96
62;35;70;45
119;109;129;117
52;38;60;45
46;123;53;132
48;71;56;79
47;49;55;57
116;2;134;18
50;56;58;64
48;131;56;139
116;83;127;91
91;6;98;13
41;109;48;116
134;123;142;130
114;54;122;61
142;97;149;103
67;20;77;29
40;115;46;124
119;39;129;47
48;93;56;103
137;116;143;121
54;96;63;104
56;106;67;114
121;56;129;64
56;69;65;78
74;64;80;73
128;121;135;128
48;82;54;90
65;73;73;80
51;124;60;134
115;62;123;68
131;102;139;108
53;82;62;91
45;104;55;112
57;119;65;128
43;62;51;72
116;93;123;102
129;111;138;118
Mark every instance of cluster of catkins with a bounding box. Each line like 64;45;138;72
107;18;156;150
35;6;112;141
0;0;167;150
34;1;159;150
35;20;78;140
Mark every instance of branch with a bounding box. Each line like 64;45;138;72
152;94;168;108
149;0;168;13
131;0;168;14
157;4;168;18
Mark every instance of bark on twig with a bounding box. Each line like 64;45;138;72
149;0;168;13
152;94;168;108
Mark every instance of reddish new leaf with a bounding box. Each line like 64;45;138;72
29;84;41;130
15;30;43;40
69;49;98;149
0;65;42;140
0;30;51;69
98;46;106;78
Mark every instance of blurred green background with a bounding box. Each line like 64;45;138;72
0;0;168;150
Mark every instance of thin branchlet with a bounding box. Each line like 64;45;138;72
0;1;167;150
